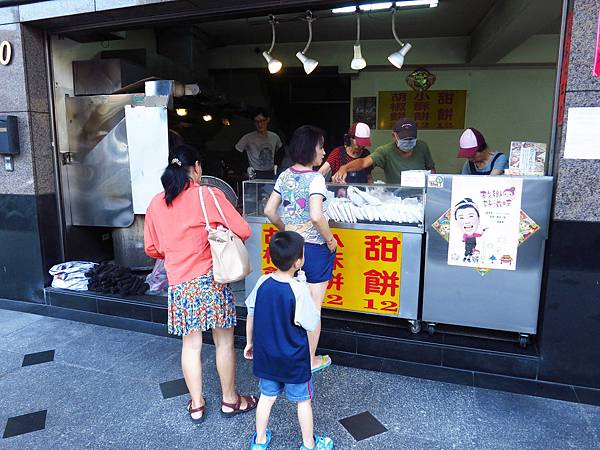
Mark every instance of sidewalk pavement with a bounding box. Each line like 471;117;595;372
0;308;599;449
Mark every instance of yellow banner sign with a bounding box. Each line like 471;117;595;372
378;90;467;130
260;225;403;316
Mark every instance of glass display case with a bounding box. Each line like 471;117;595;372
243;180;425;231
242;180;424;324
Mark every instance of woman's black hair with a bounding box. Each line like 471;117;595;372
161;144;201;206
454;198;480;220
288;125;324;166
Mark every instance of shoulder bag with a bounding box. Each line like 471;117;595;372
199;186;251;284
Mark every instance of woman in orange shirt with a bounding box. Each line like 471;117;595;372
144;144;256;424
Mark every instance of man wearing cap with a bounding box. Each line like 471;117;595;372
319;122;373;184
458;127;507;175
333;118;435;184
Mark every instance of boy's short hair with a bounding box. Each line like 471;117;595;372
270;231;304;271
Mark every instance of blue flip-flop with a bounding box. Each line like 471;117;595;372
311;355;332;374
249;429;272;450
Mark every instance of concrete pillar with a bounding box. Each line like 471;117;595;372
0;17;60;302
538;0;600;389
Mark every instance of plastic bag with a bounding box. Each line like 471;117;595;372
145;259;168;293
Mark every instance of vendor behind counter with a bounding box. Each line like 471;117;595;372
332;118;436;184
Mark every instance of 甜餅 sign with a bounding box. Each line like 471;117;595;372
1;41;12;66
378;90;467;130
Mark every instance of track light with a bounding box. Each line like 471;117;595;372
202;114;213;122
350;12;367;70
175;108;188;117
262;15;282;74
388;8;412;69
296;11;319;74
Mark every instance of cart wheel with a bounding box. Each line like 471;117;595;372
409;320;421;334
519;335;528;348
427;323;436;336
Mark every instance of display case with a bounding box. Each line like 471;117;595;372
243;180;425;327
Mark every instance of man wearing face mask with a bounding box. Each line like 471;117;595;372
332;118;435;184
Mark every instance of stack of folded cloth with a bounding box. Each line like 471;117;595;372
86;262;149;296
49;261;97;291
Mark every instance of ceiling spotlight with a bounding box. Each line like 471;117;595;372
296;11;319;74
202;114;213;122
262;15;283;74
222;118;231;126
175;108;188;117
388;8;412;69
350;13;367;70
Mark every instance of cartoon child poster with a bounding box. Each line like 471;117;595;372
448;176;523;270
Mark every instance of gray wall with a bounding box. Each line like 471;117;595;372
0;19;59;302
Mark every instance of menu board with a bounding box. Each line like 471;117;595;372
377;90;466;130
261;225;403;316
507;142;547;176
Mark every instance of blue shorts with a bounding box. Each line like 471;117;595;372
303;243;336;283
259;378;314;402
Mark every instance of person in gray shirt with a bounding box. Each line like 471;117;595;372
236;108;283;180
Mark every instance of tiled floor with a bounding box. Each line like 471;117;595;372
1;308;599;449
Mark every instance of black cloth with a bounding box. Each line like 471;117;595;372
86;262;149;296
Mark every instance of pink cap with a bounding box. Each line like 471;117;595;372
349;122;372;147
458;128;486;158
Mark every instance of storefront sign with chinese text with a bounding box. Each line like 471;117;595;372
377;90;466;130
448;176;523;271
260;225;403;316
0;41;12;66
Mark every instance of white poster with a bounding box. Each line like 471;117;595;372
448;176;523;271
564;107;600;160
125;105;169;214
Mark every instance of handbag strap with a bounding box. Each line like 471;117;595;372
199;186;230;229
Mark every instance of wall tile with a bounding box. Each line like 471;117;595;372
19;0;94;22
566;0;600;92
0;111;35;196
0;6;19;25
21;25;49;114
30;112;55;195
554;91;600;221
0;23;28;112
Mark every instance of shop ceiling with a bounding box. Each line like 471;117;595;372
44;0;564;65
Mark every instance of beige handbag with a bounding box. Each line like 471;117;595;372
199;186;251;284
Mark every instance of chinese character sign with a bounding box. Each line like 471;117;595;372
377;90;466;130
447;176;523;271
260;225;403;316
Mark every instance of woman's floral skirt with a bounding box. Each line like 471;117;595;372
167;270;236;336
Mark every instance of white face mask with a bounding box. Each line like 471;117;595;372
397;138;417;152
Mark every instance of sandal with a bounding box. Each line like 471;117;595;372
311;355;332;374
250;429;272;450
186;399;206;424
221;393;258;418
